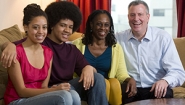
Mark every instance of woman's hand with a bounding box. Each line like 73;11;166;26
52;83;71;91
125;78;137;97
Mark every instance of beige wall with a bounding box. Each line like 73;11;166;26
0;0;55;31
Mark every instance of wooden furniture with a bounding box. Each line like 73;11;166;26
125;98;185;105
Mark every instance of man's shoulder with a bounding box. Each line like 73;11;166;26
149;26;171;39
149;26;169;35
116;29;131;36
115;29;131;43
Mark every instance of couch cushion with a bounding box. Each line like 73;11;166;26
0;72;8;101
173;87;185;98
0;99;4;105
68;32;83;41
174;37;185;70
174;37;185;87
0;24;25;72
0;24;24;42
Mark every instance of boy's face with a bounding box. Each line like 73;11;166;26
50;19;74;44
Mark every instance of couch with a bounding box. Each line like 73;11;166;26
0;25;122;105
0;25;185;105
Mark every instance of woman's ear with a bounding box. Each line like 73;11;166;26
90;22;93;29
23;25;28;32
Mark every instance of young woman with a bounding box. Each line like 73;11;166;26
4;3;80;105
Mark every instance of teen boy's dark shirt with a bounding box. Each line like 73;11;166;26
14;37;89;86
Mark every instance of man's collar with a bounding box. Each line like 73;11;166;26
127;26;152;41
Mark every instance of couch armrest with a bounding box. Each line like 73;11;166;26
173;87;185;98
106;78;122;105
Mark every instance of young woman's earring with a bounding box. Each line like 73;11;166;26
25;31;28;35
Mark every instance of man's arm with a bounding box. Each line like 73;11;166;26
0;38;26;68
79;65;95;90
1;42;16;68
151;33;185;98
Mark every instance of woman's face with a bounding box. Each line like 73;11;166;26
90;13;110;40
50;19;74;44
24;16;47;44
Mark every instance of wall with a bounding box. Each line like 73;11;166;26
0;0;55;31
111;0;177;37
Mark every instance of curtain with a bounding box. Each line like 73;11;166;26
68;0;111;33
176;0;185;37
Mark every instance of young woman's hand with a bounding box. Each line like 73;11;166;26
54;83;71;91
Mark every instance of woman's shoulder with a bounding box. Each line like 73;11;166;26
42;45;52;51
72;37;83;45
16;44;24;52
112;43;122;49
41;45;53;55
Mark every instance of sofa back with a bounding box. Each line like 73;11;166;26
0;25;25;105
174;37;185;69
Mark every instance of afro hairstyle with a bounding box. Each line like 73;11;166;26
45;1;82;34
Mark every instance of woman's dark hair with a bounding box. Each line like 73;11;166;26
45;1;82;34
82;10;116;47
23;3;48;26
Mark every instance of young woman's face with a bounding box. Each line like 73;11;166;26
50;19;74;44
24;16;47;43
90;13;110;40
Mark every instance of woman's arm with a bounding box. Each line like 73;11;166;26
41;58;53;88
8;59;62;98
114;44;130;83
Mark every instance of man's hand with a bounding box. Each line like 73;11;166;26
125;78;137;97
0;42;16;68
150;79;169;98
79;65;94;90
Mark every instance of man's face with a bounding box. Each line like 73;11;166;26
51;19;74;44
128;4;150;36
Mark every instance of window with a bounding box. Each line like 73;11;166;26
111;4;115;11
158;27;165;30
153;9;165;16
111;0;177;38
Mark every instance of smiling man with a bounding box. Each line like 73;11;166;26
115;0;185;104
